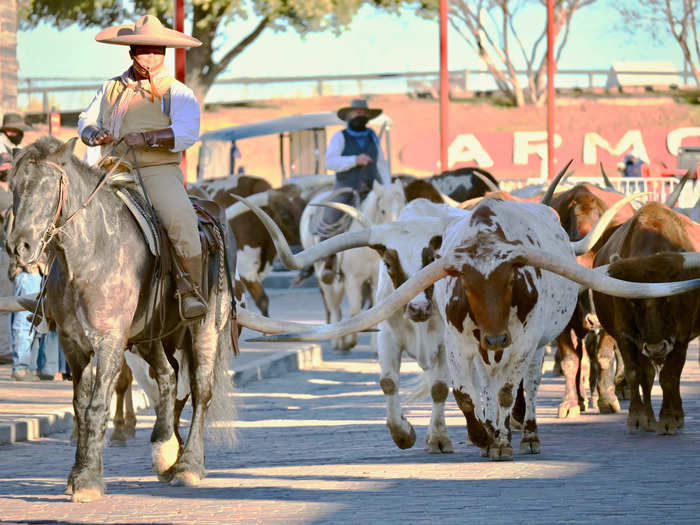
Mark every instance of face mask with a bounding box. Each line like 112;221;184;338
132;54;165;78
6;131;22;146
348;116;369;131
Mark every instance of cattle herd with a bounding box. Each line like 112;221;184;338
6;143;700;501
191;164;700;461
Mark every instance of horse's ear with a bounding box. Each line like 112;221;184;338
58;137;79;164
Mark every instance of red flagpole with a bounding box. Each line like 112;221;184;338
439;0;448;172
174;0;187;180
546;0;555;179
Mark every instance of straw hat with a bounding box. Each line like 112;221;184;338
95;15;201;48
337;99;382;121
0;113;31;132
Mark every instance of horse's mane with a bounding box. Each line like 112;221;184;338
13;136;104;180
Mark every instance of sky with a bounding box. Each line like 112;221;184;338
16;2;686;104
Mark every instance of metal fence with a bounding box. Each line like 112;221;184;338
18;68;698;114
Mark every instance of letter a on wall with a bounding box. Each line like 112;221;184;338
448;134;494;168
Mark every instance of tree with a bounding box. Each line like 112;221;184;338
19;0;404;105
419;0;596;106
616;0;700;87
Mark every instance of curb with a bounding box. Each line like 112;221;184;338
0;344;323;446
232;344;323;387
0;387;152;446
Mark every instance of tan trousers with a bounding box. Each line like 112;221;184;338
138;163;201;258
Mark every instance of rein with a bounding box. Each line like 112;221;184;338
26;139;129;265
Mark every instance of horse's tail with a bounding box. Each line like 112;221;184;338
203;315;238;449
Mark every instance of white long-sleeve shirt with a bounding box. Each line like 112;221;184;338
78;72;200;153
325;129;391;184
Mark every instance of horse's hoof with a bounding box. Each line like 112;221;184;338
170;471;201;487
71;487;103;503
152;434;180;476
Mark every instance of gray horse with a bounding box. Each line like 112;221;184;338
5;136;236;502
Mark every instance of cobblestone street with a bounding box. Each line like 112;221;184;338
1;328;699;524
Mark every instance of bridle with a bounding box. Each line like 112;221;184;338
17;139;128;266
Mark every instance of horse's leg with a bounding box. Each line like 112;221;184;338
168;321;219;487
124;368;136;437
174;394;190;447
69;342;124;503
63;342;91;496
133;342;179;482
109;356;130;446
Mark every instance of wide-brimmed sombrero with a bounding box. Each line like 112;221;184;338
0;113;32;132
337;99;382;121
95;15;201;48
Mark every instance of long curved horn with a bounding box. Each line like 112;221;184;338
0;293;38;313
310;202;372;228
472;170;500;193
664;171;691;208
571;192;648;255
237;307;375;334
228;194;385;269
541;159;574;205
225;191;270;220
245;258;449;342
599;162;616;190
520;247;700;298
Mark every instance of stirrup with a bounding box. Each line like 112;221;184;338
176;289;208;321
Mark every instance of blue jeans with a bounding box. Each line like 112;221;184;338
36;330;66;376
10;271;43;373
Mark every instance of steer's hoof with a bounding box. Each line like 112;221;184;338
109;428;128;446
387;419;416;449
425;432;454;454
170;471;201;487
64;483;73;495
598;395;621;414
520;436;541;454
627;412;656;434
656;414;682;435
558;399;580;419
488;444;514;461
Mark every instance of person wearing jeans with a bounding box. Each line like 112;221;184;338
10;270;42;380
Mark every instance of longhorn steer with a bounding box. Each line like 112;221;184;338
191;175;306;315
299;179;406;351
370;199;462;452
549;183;637;417
593;201;700;434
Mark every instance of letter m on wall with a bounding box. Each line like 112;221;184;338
583;130;649;164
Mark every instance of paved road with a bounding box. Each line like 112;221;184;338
1;330;700;524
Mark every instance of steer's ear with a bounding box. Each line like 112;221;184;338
58;137;79;165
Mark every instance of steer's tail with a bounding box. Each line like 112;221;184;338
402;371;432;403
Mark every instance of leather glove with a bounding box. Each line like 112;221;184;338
123;128;175;149
81;125;114;147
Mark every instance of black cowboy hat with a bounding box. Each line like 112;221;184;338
0;113;32;132
337;99;382;122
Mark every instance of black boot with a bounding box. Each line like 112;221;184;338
176;256;208;320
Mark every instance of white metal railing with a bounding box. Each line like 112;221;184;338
500;176;685;204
